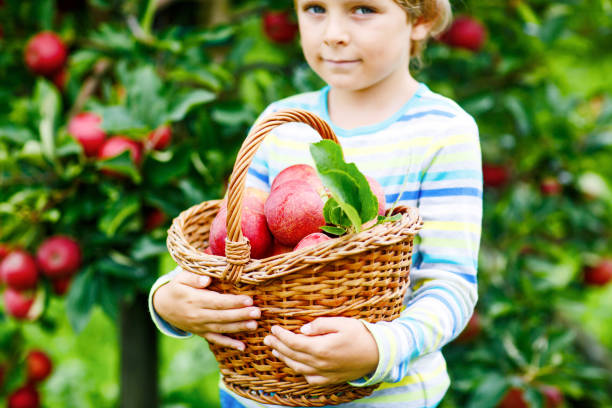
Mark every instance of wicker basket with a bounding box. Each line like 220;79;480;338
166;109;423;406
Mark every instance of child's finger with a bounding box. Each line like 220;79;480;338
195;290;253;310
270;348;318;376
201;332;245;351
200;307;260;323
175;269;212;289
263;335;314;367
200;319;259;334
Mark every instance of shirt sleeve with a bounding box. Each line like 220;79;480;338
349;114;482;386
148;266;193;338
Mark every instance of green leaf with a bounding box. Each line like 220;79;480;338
97;105;147;134
320;226;347;236
0;124;36;145
121;64;167;128
98;194;141;237
323;197;351;227
96;150;142;183
376;213;402;225
130;236;168;261
185;25;235;46
143;145;192;186
164;89;216;123
96;255;147;280
466;374;510;408
310;140;378;229
66;268;99;333
34;79;61;162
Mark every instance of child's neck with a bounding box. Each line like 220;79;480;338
327;75;420;130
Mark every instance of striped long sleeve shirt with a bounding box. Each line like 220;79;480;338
148;82;482;408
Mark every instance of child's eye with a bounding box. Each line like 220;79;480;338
305;4;326;14
354;6;375;14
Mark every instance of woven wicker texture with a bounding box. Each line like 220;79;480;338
166;109;423;406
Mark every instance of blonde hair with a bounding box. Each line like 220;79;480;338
393;0;452;62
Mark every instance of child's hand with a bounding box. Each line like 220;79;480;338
153;269;260;351
263;317;379;386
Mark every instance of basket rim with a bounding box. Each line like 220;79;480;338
167;200;422;285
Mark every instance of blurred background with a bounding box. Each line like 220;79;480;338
1;0;611;407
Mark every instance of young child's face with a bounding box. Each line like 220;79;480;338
295;0;421;92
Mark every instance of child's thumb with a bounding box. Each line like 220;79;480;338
177;269;211;288
300;317;338;336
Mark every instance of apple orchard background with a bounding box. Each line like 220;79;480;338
1;0;612;407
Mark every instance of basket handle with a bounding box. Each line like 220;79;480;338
223;109;340;284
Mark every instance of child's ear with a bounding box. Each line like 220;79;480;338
410;17;434;41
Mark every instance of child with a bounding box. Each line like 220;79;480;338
150;0;482;407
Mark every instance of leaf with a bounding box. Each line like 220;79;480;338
96;150;142;183
98;194;141;237
143;145;192;186
97;105;147;134
96;255;148;280
0;124;36;145
466;374;510;408
130;236;168;261
320;226;347;236
185;25;235;46
164;89;216;123
376;213;402;225
310;140;378;229
323;197;351;227
123;64;167;128
34;79;61;162
66;268;99;333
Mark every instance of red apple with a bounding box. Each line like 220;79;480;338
440;16;486;52
540;177;562;196
263;10;298;44
51;67;68;91
26;350;52;383
271;164;325;194
0;243;10;260
144;207;167;231
24;31;68;76
264;179;326;246
498;387;528;408
147;125;172;150
36;235;81;278
483;163;509;188
98;136;143;177
584;258;612;286
0;363;5;388
203;246;213;255
8;384;40;408
51;275;72;296
294;232;332;251
455;311;482;343
541;385;563;408
209;192;273;259
0;250;39;290
3;288;35;320
267;239;294;257
366;175;386;216
68;112;106;157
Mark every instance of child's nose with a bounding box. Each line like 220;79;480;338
322;14;350;46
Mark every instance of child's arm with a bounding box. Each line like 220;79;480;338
265;114;482;387
150;267;261;350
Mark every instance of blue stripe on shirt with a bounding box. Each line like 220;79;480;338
399;110;456;122
247;167;268;184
